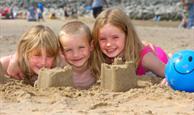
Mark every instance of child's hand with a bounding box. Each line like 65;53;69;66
160;78;168;86
142;41;156;51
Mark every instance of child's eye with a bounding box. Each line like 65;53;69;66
33;54;41;56
112;36;119;39
46;54;54;58
79;46;85;49
64;49;72;52
99;37;106;41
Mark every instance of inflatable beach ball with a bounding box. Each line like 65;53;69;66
165;50;194;92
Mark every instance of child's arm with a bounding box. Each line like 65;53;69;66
0;54;23;80
7;54;23;80
0;55;12;75
142;52;166;77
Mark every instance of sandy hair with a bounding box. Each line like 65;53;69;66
59;20;92;42
59;20;99;78
16;25;59;82
92;8;143;75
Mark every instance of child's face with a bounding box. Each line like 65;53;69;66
28;48;55;74
98;23;126;58
60;33;92;70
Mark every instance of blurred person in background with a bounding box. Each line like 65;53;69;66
181;0;194;29
91;0;108;18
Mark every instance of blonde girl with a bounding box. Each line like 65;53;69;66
0;25;60;85
92;8;168;79
59;20;96;89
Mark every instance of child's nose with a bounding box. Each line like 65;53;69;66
106;42;111;47
72;50;79;57
106;38;113;47
40;57;48;67
41;58;46;66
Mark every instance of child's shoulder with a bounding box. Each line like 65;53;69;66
0;55;13;63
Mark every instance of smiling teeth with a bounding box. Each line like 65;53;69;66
107;49;115;52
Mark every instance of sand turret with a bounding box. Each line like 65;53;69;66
35;66;73;88
101;58;137;92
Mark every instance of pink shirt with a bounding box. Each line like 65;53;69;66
72;69;96;89
136;45;168;75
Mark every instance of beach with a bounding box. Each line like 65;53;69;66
0;18;194;115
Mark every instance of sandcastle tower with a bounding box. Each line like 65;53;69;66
35;66;73;88
101;58;137;92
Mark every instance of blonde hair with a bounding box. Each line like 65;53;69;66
16;25;59;82
59;20;99;78
92;8;143;74
59;20;92;42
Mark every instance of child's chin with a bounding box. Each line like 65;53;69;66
107;54;117;58
73;64;83;68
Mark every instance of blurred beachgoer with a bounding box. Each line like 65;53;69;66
153;15;161;22
176;0;188;28
91;0;108;18
2;6;11;19
0;25;60;85
181;0;194;29
59;21;97;89
37;2;44;13
64;4;77;18
64;6;69;18
12;5;19;19
27;5;37;21
37;2;44;21
186;0;194;29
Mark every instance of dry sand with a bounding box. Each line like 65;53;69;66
0;18;194;115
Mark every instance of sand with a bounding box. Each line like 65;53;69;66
0;18;194;115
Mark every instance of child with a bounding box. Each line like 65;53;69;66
0;25;60;85
92;8;168;79
58;20;96;89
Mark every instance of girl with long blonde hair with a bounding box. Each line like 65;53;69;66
92;8;168;79
0;25;60;85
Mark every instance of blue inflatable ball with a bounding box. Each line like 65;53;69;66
165;50;194;92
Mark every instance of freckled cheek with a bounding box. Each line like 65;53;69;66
99;41;105;49
29;58;40;66
63;52;72;60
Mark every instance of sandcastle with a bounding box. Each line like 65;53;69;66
35;66;73;88
101;58;137;92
